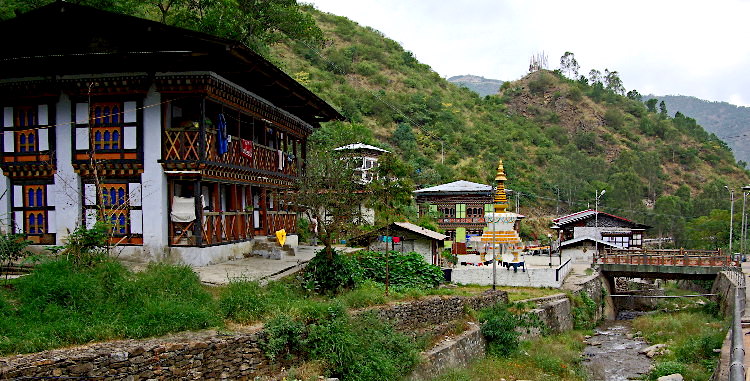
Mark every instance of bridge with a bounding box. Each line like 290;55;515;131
595;248;741;280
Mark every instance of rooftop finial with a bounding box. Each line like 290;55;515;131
494;159;509;213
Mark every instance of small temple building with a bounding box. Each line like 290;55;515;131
551;209;651;260
0;3;342;265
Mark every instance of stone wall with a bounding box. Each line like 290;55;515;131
357;290;509;330
408;324;485;381
522;294;574;337
0;291;510;380
0;330;276;381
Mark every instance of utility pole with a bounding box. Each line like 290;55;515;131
725;186;735;256
595;190;606;257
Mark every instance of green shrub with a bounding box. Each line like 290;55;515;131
219;280;269;322
304;249;360;294
350;251;443;289
649;361;686;380
570;292;598;329
262;304;420;381
528;72;553;95
479;303;544;356
337;280;387;308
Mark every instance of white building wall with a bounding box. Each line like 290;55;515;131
138;87;168;262
0;172;9;232
54;93;81;243
368;238;436;264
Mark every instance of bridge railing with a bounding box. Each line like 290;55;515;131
596;248;739;267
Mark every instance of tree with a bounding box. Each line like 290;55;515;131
588;69;602;85
626;89;642;101
659;100;668;117
292;149;366;259
559;51;579;79
604;69;625;95
645;98;659;113
2;0;324;57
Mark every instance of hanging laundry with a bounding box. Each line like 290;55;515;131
241;139;253;159
217;114;228;155
393;237;401;243
278;150;284;170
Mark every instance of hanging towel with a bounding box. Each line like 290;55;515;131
170;196;196;223
241;139;253;159
278;150;284;170
217;114;228;155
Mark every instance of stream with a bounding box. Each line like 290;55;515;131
582;315;653;381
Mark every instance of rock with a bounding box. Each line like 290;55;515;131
657;374;684;381
640;343;667;358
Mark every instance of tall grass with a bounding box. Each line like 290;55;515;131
632;301;727;380
0;259;221;355
432;331;587;381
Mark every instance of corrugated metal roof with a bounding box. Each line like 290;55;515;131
559;236;620;249
333;143;390;153
413;180;492;194
552;209;641;227
394;222;447;240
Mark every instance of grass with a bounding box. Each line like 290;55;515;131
631;284;727;381
0;259;221;355
431;330;588;381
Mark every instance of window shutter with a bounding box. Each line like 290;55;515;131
38;105;48;125
85;209;98;228
455;227;466;243
75;127;89;150
123;126;137;149
428;204;437;213
84;183;97;206
456;204;466;218
4;131;14;152
13;185;23;207
3;107;12;127
75;103;88;124
47;211;56;233
38;127;49;151
124;101;137;123
46;184;55;207
130;209;143;234
484;204;494;214
14;211;23;233
128;183;141;206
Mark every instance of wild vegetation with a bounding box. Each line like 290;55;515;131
631;283;727;380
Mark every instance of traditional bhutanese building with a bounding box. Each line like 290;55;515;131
414;180;494;242
0;3;342;265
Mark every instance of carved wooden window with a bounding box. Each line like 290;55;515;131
14;106;37;127
23;185;46;234
16;130;37;152
99;183;129;235
91;103;122;150
455;204;466;218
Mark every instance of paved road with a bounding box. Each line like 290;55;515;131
192;245;322;285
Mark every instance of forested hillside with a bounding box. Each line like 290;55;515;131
272;6;750;247
648;95;750;166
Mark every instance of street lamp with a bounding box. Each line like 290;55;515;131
725;186;735;256
595;190;606;258
742;186;750;260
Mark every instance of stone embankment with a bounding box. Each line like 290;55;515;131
0;291;509;380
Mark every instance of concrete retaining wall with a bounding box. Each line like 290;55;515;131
451;265;571;288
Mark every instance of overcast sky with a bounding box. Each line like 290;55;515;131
307;0;750;107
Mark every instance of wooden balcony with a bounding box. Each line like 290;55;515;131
162;128;299;177
170;210;297;247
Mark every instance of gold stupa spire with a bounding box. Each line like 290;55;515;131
494;160;509;213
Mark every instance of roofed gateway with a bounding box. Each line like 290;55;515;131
0;3;342;265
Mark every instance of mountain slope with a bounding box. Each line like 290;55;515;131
647;95;750;165
447;75;504;97
271;6;749;242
